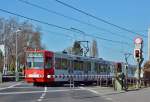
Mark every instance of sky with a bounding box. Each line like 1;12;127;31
0;0;149;64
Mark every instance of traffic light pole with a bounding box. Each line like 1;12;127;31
134;37;143;89
137;61;141;88
136;58;143;89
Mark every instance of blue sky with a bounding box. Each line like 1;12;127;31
0;0;149;64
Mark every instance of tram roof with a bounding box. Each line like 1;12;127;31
54;52;114;63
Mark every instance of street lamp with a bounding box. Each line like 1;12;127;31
15;29;21;81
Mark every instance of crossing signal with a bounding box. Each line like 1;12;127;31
134;49;141;58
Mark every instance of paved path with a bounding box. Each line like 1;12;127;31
1;82;150;102
0;82;111;102
82;86;150;102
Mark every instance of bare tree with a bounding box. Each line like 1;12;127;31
0;17;43;73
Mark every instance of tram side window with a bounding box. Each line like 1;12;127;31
97;64;100;73
79;61;83;70
83;62;88;72
61;58;68;70
99;64;102;73
87;62;91;71
103;64;107;73
95;63;99;73
74;60;79;70
107;66;111;73
73;60;81;70
45;58;53;69
101;64;104;72
55;58;61;69
110;65;114;73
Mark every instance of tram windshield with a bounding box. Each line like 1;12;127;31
26;52;44;69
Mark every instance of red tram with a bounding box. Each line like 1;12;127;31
25;50;54;83
24;49;136;85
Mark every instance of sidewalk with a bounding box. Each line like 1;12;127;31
84;86;150;102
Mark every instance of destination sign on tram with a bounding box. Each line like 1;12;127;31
28;53;43;57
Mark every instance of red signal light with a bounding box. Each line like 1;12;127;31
134;49;141;58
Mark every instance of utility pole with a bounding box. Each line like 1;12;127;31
15;29;21;82
2;21;7;75
148;28;150;60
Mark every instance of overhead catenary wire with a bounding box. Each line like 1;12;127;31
41;29;131;54
54;0;147;38
0;8;132;46
18;0;133;41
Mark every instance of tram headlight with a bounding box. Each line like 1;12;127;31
47;75;51;78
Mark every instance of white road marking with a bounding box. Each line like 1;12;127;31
37;99;42;102
10;87;36;89
80;87;99;94
80;87;113;101
37;86;47;102
0;82;22;91
105;97;113;101
44;87;47;92
0;88;85;95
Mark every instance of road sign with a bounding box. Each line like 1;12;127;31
134;37;143;44
134;37;143;50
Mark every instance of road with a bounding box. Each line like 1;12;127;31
0;82;111;102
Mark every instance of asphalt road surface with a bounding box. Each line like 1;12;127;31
0;82;112;102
